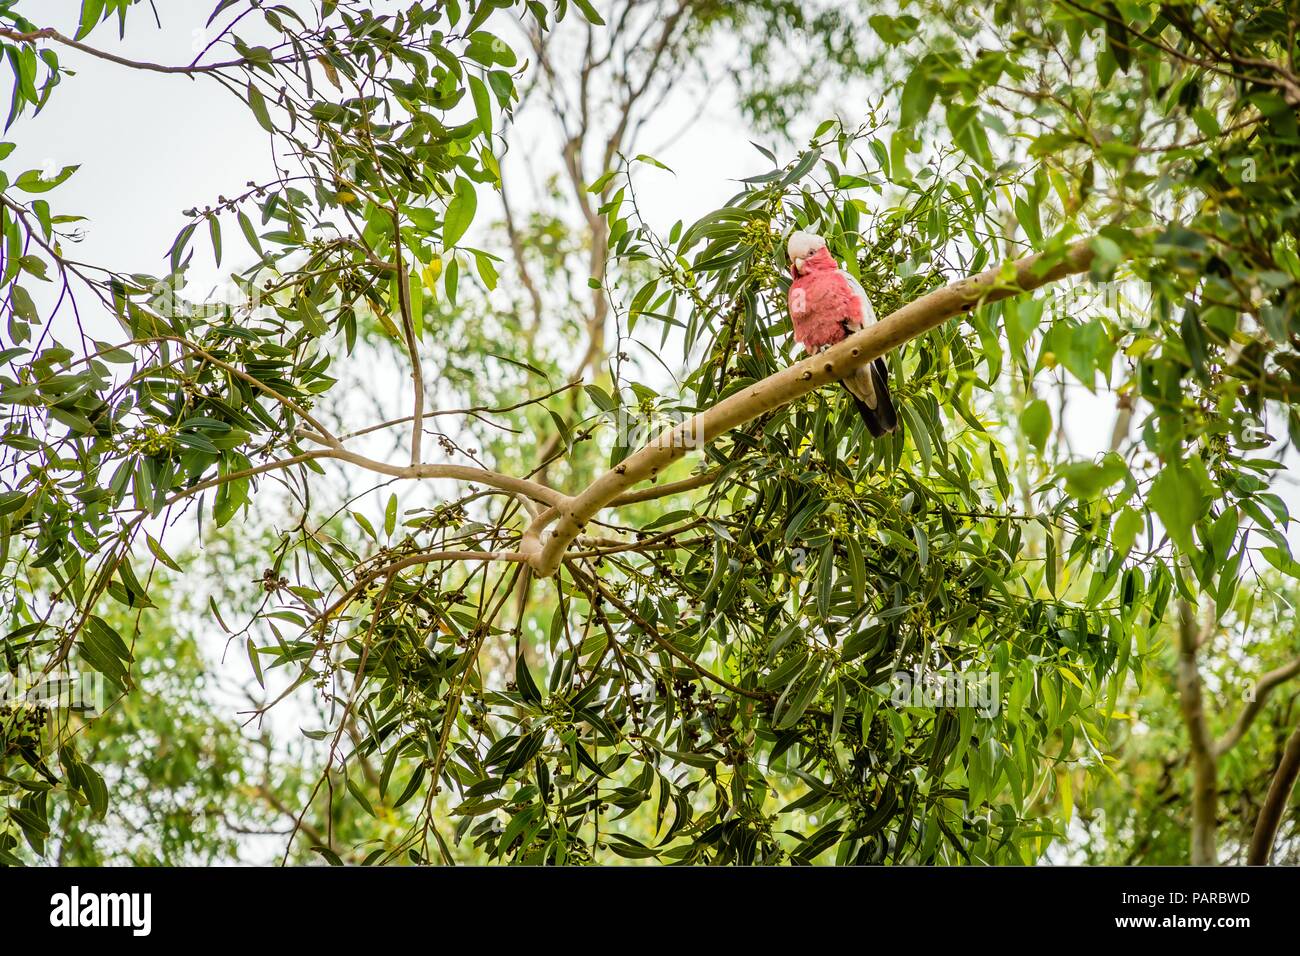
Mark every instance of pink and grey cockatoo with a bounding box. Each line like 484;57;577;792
786;230;898;438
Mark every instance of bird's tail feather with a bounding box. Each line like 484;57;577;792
843;385;888;438
870;358;898;434
842;358;898;439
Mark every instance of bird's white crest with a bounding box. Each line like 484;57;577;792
787;230;826;262
787;230;827;275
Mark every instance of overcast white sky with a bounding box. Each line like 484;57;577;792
8;1;759;321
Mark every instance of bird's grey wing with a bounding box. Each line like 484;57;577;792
838;270;877;332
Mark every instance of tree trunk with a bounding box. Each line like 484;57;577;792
1247;722;1300;865
1176;598;1218;865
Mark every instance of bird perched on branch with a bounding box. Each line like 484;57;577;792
786;230;898;438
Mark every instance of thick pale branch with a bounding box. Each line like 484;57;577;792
529;234;1104;577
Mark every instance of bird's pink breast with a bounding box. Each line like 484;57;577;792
788;269;862;352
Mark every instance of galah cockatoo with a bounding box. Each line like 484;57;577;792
786;230;898;438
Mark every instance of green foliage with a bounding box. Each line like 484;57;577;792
1;585;267;865
2;0;1300;866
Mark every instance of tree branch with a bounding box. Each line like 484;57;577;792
0;26;280;75
608;468;718;506
1216;656;1300;757
322;446;567;508
1248;721;1300;865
